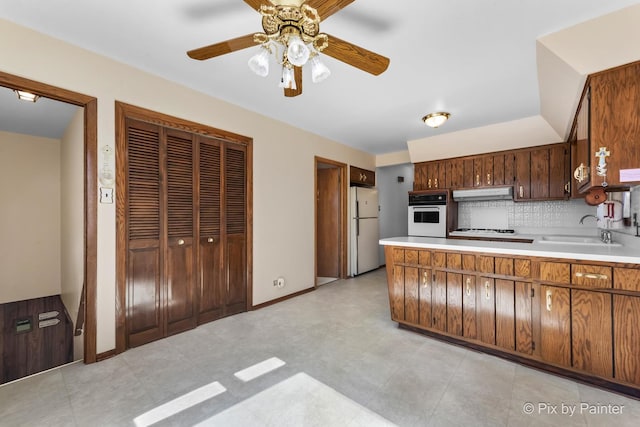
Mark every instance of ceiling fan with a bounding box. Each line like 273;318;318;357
187;0;390;97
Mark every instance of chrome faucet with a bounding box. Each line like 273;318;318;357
579;214;598;225
600;230;612;244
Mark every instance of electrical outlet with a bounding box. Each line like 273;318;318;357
276;277;285;288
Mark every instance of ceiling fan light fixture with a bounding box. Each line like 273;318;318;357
15;90;40;102
248;46;270;77
279;65;297;90
286;35;310;67
422;112;450;128
310;56;330;83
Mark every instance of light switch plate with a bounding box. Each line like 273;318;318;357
100;187;113;204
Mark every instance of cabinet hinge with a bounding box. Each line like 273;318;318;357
532;341;536;351
531;288;535;298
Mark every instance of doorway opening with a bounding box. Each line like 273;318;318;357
0;72;98;383
314;157;348;286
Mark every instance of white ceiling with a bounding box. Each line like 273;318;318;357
1;0;639;153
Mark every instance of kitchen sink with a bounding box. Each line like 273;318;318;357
537;235;622;247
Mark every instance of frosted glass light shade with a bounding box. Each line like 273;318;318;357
422;112;450;128
248;47;270;77
278;66;296;90
311;56;330;83
286;36;310;67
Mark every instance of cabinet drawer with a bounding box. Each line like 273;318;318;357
432;252;446;268
418;250;431;267
447;253;462;269
477;256;494;274
462;254;475;271
614;267;640;291
405;250;419;265
540;262;570;283
572;264;612;288
392;248;405;264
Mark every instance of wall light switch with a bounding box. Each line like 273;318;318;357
100;187;113;204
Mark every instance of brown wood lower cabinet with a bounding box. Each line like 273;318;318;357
384;245;640;398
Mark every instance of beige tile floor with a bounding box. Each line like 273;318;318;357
1;268;639;426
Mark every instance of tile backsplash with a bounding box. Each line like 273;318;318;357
458;184;640;236
458;199;596;230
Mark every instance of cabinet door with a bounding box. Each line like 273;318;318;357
492;154;505;186
447;159;464;189
539;285;571;366
432;270;447;332
549;144;569;199
476;277;495;345
419;268;432;328
463;158;475;188
495;279;515;351
514;151;531;200
436;161;446;189
613;295;640;385
404;267;420;324
483;156;494;186
515;282;533;354
462;275;477;339
165;130;197;335
473;157;483;187
414;163;427;191
530;148;550;199
390;265;405;322
572;290;612;377
447;273;463;336
572;87;591;193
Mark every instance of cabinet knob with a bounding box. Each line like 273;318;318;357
428;178;432;188
487;173;491;185
178;239;185;245
476;174;480;186
434;178;438;188
207;237;214;243
519;185;524;198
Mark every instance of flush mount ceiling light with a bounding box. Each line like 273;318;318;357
422;112;451;128
187;1;390;97
15;90;40;102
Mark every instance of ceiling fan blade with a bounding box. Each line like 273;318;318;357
284;66;303;97
243;0;273;12
306;0;355;21
322;34;389;75
187;34;259;60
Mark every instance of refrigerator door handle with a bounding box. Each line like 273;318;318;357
356;218;360;236
355;200;359;219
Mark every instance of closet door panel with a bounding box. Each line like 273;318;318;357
198;138;224;323
165;131;196;334
225;145;247;314
126;120;163;347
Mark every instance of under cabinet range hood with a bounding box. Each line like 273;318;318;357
452;186;513;201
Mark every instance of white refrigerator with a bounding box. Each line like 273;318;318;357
350;186;380;276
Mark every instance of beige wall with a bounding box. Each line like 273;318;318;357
60;107;84;361
0;130;61;303
0;19;375;354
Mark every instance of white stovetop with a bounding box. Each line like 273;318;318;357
379;234;640;264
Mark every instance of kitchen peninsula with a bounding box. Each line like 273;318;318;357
380;235;640;398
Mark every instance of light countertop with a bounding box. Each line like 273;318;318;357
379;235;640;264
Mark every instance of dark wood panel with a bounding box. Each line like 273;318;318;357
515;282;533;354
462;275;477;339
1;296;73;384
446;159;463;188
572;290;612;377
418;269;432;328
463;158;475;188
613;295;640;385
226;234;247;311
473;157;483;187
495;279;515;351
477;277;495;345
350;165;375;187
540;285;571;366
483;156;494;186
549;144;568;199
493;154;505;186
447;273;463;336
515;151;531;199
405;267;419;324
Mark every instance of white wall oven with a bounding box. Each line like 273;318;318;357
408;191;448;237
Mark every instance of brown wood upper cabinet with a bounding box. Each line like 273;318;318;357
569;61;640;192
350;165;375;187
514;143;569;201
